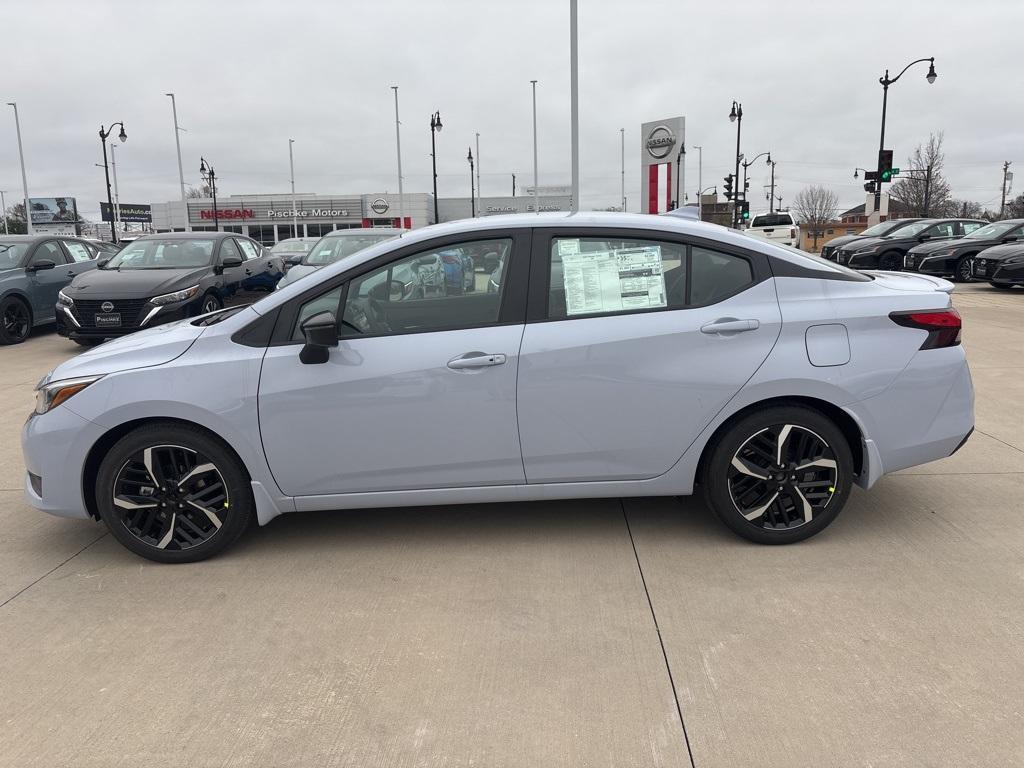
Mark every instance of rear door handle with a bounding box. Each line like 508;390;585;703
700;318;760;334
447;352;507;370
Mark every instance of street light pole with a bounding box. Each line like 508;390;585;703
675;145;685;209
620;128;625;212
200;157;218;230
768;160;777;213
391;86;405;229
7;102;32;235
111;143;121;237
0;190;8;235
875;57;937;215
288;139;298;236
693;145;703;219
531;80;539;215
165;94;187;210
99;121;127;244
475;132;481;209
729;101;743;228
467;148;476;217
741;151;771;213
569;0;579;212
430;111;442;223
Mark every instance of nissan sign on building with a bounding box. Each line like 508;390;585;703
640;116;685;214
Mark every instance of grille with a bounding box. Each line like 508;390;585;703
821;246;834;260
73;298;149;328
974;260;996;278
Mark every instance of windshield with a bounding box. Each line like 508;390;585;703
303;233;399;266
964;221;1020;240
271;239;313;253
105;238;216;269
860;220;911;237
0;242;30;269
886;220;935;238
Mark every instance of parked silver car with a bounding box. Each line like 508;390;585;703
22;213;973;562
276;228;404;290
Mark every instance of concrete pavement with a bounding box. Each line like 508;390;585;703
1;284;1022;766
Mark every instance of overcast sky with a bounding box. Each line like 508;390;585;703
2;0;1021;222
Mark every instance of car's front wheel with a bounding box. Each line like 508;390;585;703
200;293;222;315
703;406;853;544
878;251;902;271
0;296;32;345
954;257;974;283
95;423;254;563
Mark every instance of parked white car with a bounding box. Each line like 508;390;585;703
745;212;801;248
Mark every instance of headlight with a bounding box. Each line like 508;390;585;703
150;285;200;305
57;289;74;307
1005;256;1024;265
854;245;880;255
34;375;104;415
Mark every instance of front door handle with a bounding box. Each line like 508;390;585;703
700;318;760;334
447;352;507;370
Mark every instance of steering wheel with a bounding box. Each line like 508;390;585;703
342;297;390;334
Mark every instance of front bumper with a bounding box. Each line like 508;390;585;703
906;253;954;276
976;259;1024;283
22;405;107;519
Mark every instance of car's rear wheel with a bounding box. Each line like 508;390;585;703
0;296;32;345
954;257;974;283
95;423;254;563
703;406;853;544
878;251;902;271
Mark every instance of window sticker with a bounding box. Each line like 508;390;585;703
562;245;666;316
557;238;581;256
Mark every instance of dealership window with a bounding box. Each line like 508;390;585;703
222;226;243;234
276;224;297;242
306;223;334;238
248;225;275;247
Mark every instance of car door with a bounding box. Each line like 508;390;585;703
60;239;98;279
257;231;530;497
24;240;70;322
516;229;782;484
215;237;256;306
237;237;282;292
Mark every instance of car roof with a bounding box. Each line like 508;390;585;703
0;234;59;242
132;231;233;241
324;227;406;238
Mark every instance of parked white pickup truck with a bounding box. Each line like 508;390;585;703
744;212;801;249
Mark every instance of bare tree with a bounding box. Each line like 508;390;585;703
792;185;839;251
888;132;951;216
185;184;211;199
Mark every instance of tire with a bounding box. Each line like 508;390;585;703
95;423;254;563
702;405;854;545
72;337;105;347
954;257;974;283
989;282;1014;290
0;295;32;345
200;293;222;315
878;251;902;271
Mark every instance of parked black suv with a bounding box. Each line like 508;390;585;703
819;218;922;262
56;232;284;345
834;218;986;272
904;219;1024;282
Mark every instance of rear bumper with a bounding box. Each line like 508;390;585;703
847;346;974;487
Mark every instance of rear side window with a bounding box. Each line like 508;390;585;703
750;213;794;228
547;237;753;319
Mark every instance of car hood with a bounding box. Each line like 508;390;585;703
842;236;888;252
821;235;862;250
276;264;319;290
907;239;965;255
65;266;210;299
43;317;207;382
975;243;1024;261
866;270;954;294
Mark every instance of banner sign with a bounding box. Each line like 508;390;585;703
29;197;79;224
100;202;152;223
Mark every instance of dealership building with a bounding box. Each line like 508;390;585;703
150;189;572;245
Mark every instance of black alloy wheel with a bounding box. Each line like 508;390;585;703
96;424;253;562
0;296;31;344
201;294;222;314
878;251;902;271
703;406;853;544
955;257;974;283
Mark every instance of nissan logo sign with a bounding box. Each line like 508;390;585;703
370;198;390;215
645;125;676;160
101;301;114;313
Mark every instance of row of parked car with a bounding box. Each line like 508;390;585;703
0;226;491;345
819;217;1024;287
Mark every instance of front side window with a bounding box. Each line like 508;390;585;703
106;239;216;269
63;241;94;263
925;223;956;239
960;221;983;235
32;241;64;265
219;238;243;263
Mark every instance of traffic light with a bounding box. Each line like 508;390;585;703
864;181;876;193
723;174;734;201
739;200;750;221
744;179;750;194
879;149;894;182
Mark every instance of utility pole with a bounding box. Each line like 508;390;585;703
7;102;33;235
923;163;932;217
569;0;579;211
620;128;625;212
768;160;776;213
288;139;298;236
475;132;481;208
1000;161;1012;218
391;87;405;229
0;190;8;235
512;174;516;197
531;80;539;214
693;145;702;220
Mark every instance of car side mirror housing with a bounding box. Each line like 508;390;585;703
96;257;110;269
299;311;338;364
27;259;56;272
217;254;244;273
285;255;303;266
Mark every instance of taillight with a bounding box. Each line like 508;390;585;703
889;308;961;349
790;228;796;239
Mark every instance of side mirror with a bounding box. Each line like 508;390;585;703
299;311;338;364
96;257;110;269
27;259;56;272
217;254;243;273
285;255;304;266
918;234;930;242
